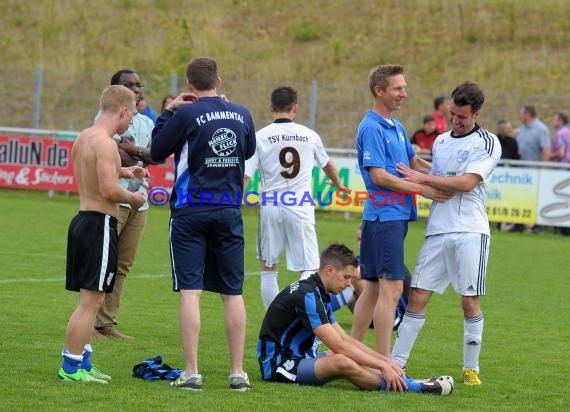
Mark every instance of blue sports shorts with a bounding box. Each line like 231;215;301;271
359;219;408;281
169;207;245;295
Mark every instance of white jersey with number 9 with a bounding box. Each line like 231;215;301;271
245;120;330;222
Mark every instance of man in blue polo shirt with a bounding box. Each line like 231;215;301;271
352;64;452;357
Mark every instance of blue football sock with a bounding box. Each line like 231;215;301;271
82;344;93;371
380;376;422;392
61;348;83;374
403;377;422;392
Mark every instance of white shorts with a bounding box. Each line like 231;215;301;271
256;206;320;271
412;233;489;296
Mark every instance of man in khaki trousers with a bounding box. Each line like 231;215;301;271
94;69;159;339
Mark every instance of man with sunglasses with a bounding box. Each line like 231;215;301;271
93;70;160;339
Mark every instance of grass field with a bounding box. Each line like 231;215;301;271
1;189;569;411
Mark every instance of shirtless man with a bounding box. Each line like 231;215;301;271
58;85;147;383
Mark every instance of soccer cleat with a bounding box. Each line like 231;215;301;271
229;372;252;391
86;365;111;381
420;379;453;396
426;375;454;386
58;368;108;384
463;368;481;385
171;373;203;391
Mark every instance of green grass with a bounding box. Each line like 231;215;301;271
1;189;569;411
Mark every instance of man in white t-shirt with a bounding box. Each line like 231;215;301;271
391;82;501;386
244;86;343;310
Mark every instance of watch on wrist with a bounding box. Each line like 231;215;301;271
137;146;143;157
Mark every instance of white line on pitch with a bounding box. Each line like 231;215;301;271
0;272;260;284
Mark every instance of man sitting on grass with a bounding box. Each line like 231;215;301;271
256;243;453;395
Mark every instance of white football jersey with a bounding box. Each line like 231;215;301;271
426;126;501;236
245;120;329;223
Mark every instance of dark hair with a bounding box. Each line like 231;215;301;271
319;243;358;270
161;94;175;112
110;69;135;86
368;64;404;97
521;105;536;118
451;81;485;113
186;57;219;91
433;95;447;110
555;112;568;125
497;119;509;127
423;114;435;124
271;86;298;112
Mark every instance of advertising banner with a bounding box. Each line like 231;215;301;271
486;168;538;224
245;161;541;224
3;131;567;226
146;157;175;190
0;135;76;191
377;167;540;223
536;169;570;227
0;133;176;194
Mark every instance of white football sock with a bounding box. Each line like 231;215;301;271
391;312;426;368
260;271;279;310
463;313;484;373
330;285;355;311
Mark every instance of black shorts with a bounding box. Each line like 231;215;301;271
263;354;325;386
66;211;119;293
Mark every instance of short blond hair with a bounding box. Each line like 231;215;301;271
100;85;136;114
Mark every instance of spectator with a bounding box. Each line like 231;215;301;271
151;56;256;391
136;97;147;115
411;115;439;155
59;85;146;383
243;85;343;310
137;97;156;122
517;105;550;162
549;112;570;236
257;243;453;395
496;119;519;160
517;105;550;233
495;119;519;232
139;97;157;123
93;69;161;340
550;112;570;163
160;94;175;113
432;95;450;134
